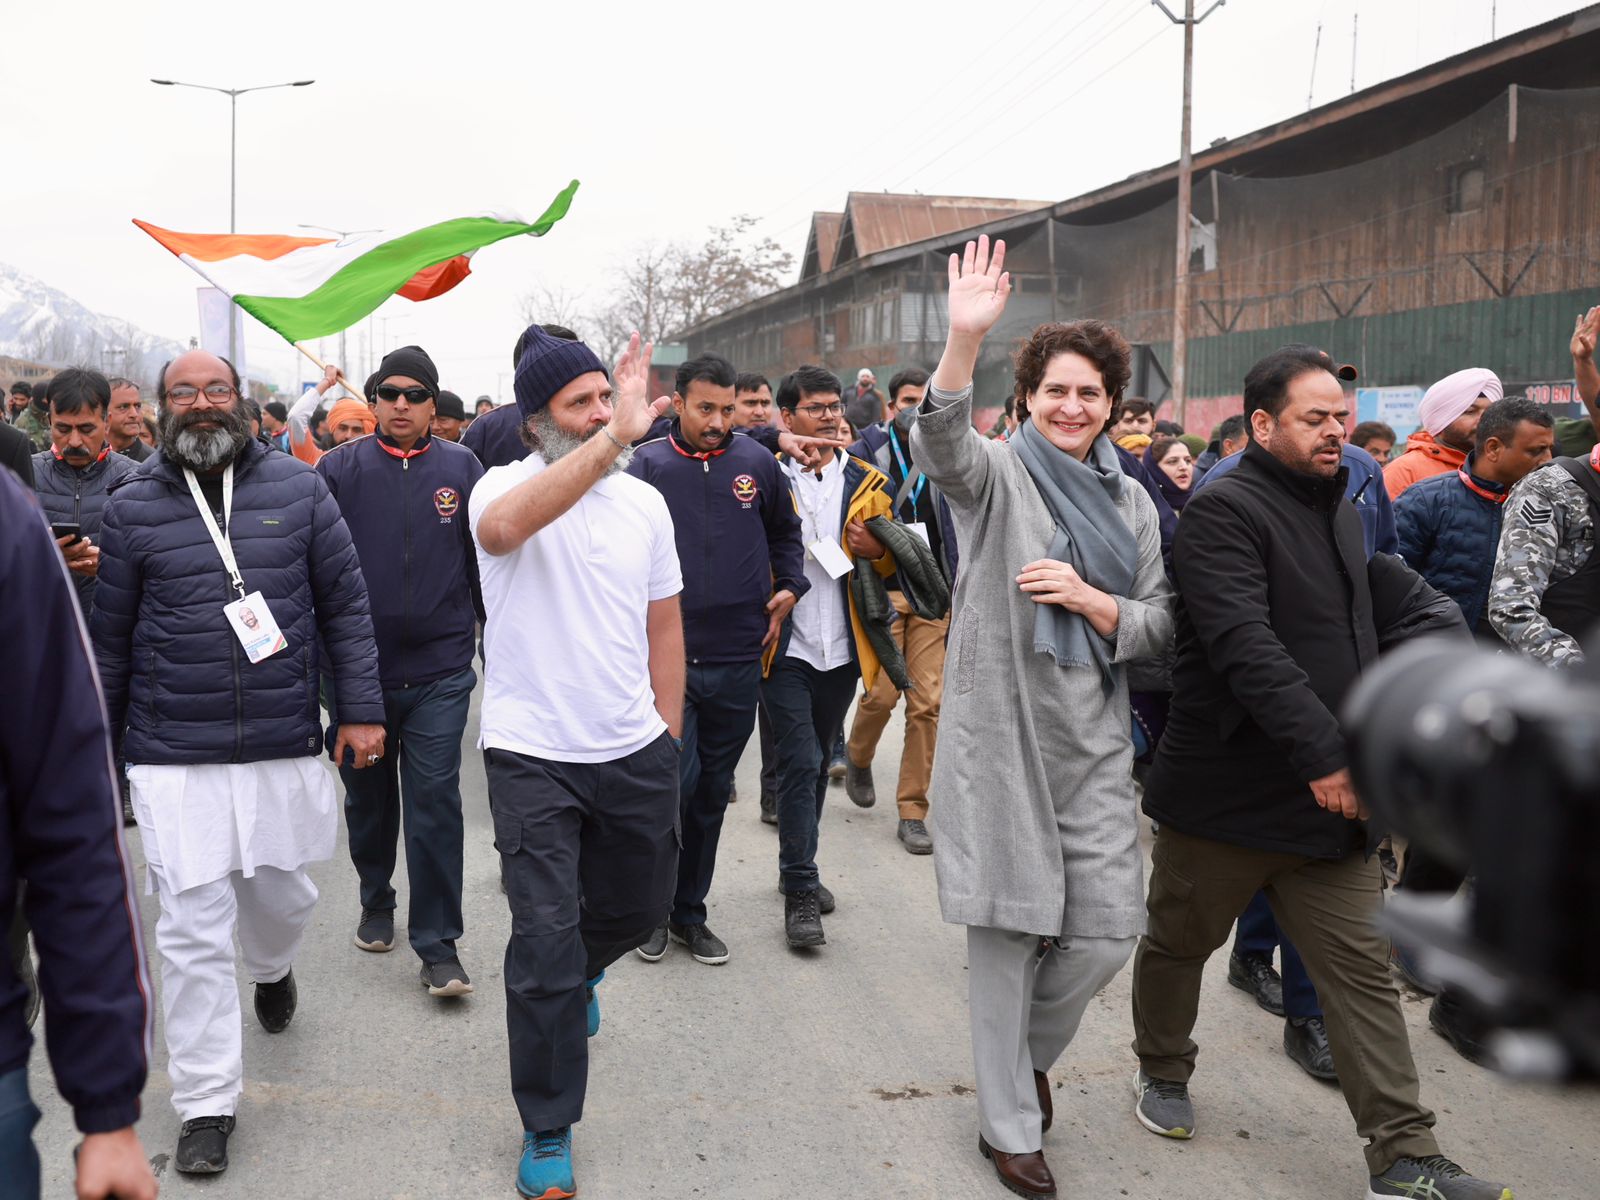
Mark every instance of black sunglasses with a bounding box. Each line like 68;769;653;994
375;384;433;404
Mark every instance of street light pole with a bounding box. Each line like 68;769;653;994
151;78;315;380
1151;0;1224;429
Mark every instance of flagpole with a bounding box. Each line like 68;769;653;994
291;342;364;401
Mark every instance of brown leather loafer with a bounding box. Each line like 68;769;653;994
978;1135;1057;1198
1035;1069;1053;1132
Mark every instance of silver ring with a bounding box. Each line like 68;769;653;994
367;753;380;764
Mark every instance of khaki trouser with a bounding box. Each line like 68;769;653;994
1130;825;1440;1175
845;590;949;819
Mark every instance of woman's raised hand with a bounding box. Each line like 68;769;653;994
946;235;1011;339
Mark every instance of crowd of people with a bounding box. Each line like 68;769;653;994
4;244;1596;1200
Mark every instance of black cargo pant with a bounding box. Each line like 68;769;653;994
485;734;679;1132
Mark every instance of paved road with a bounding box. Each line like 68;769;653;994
31;683;1600;1197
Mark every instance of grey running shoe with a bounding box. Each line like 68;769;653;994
670;921;730;965
1134;1068;1194;1139
636;922;669;962
1367;1156;1512;1199
897;818;933;854
354;907;394;952
420;957;473;997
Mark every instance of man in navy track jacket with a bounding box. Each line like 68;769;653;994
627;354;808;965
92;350;385;1176
0;468;156;1200
317;345;486;997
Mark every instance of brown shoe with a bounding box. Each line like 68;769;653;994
1035;1069;1053;1132
978;1135;1056;1198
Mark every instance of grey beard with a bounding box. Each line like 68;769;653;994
159;405;251;472
523;409;622;476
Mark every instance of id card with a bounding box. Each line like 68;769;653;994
224;591;287;664
904;521;931;548
808;538;854;580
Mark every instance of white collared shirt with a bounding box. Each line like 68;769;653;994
783;453;853;670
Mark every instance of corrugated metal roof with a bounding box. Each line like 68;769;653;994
833;193;1051;264
801;212;843;280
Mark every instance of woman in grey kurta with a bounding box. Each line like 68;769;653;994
912;236;1173;1195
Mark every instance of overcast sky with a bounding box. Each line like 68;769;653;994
2;0;1585;400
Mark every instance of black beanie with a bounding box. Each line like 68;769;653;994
375;345;439;397
435;390;466;421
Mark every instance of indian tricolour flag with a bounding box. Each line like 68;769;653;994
134;179;579;344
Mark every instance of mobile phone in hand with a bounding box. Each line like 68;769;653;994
51;522;83;546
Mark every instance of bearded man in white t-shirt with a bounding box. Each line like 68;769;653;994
469;325;683;1200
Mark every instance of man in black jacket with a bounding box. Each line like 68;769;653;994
627;354;807;964
0;469;156;1200
1128;347;1510;1200
317;346;485;998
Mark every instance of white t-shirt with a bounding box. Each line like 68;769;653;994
470;454;682;763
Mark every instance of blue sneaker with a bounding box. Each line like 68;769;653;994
585;971;603;1038
517;1126;575;1199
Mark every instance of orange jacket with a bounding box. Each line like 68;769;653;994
1383;430;1465;501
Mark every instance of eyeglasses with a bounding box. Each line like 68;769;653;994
797;402;845;417
166;384;237;405
375;384;433;404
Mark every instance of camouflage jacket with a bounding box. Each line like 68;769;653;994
10;403;50;452
1486;462;1596;667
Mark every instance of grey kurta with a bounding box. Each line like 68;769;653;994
912;383;1174;938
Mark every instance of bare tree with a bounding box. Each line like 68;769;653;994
669;215;794;333
517;282;591;340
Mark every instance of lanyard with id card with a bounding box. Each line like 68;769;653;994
791;461;855;580
185;465;287;664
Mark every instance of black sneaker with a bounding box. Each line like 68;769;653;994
777;882;835;913
636;922;670;962
420;957;473;997
1367;1155;1512;1199
1227;951;1285;1016
759;792;778;825
1283;1015;1338;1081
828;749;847;782
728;781;738;804
1429;989;1491;1065
175;1114;235;1174
845;760;876;808
897;818;933;855
354;907;395;953
784;890;825;948
254;970;296;1033
670;921;730;965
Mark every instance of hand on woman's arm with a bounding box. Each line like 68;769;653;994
1016;559;1120;636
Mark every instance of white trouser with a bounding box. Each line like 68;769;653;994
151;863;319;1120
966;926;1137;1154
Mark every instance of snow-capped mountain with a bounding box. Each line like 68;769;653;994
0;261;187;380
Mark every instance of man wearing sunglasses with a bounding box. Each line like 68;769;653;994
316;346;485;1000
92;350;386;1176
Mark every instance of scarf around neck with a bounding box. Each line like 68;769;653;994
1011;419;1137;690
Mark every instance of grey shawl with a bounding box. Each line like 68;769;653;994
1010;421;1136;688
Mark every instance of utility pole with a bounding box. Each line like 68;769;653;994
1152;0;1225;427
1351;14;1359;94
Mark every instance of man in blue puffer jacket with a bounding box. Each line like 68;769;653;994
1394;396;1554;633
92;350;386;1178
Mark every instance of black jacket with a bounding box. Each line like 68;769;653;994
92;437;385;765
31;446;137;617
1143;442;1462;858
0;469;150;1133
0;420;33;484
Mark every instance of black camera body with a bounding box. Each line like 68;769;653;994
1345;636;1600;1078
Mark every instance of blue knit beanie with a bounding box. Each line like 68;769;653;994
513;326;608;419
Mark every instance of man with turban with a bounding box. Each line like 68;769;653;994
1384;368;1502;500
328;395;378;445
470;326;683;1200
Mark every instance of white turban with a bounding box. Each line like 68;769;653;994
1419;368;1502;437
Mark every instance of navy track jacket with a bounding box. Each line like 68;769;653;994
92;436;385;765
317;432;485;689
0;468;152;1133
628;423;809;663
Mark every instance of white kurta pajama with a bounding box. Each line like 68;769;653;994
129;758;338;1120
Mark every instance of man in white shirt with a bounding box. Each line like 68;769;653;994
470;325;683;1200
766;366;898;949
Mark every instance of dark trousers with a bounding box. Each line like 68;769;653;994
1132;826;1438;1175
485;736;679;1132
673;660;762;926
761;657;857;893
340;667;475;965
0;1068;40;1200
1233;890;1322;1019
758;696;777;798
